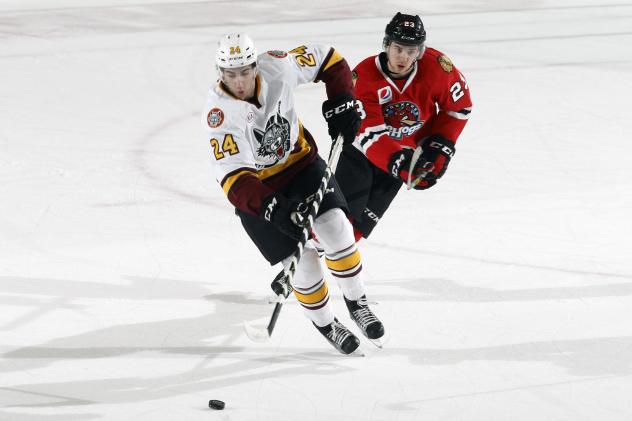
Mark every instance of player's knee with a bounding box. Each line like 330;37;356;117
313;208;354;251
283;246;323;288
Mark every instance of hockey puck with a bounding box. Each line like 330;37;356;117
208;400;225;410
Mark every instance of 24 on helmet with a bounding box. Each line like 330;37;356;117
215;33;257;69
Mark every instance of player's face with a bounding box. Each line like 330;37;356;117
386;42;421;77
221;65;257;100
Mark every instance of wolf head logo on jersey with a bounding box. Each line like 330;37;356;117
382;101;424;140
254;101;291;163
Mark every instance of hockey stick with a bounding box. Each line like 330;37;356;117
243;134;345;342
406;145;434;190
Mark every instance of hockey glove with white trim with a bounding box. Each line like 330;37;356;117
260;193;309;241
413;134;456;190
387;148;435;186
322;93;361;145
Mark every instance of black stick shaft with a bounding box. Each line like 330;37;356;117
264;136;344;337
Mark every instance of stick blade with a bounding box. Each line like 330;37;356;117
243;321;271;342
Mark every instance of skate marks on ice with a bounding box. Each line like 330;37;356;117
2;346;354;410
1;276;355;408
368;241;632;281
363;277;632;303
374;336;632;377
129;111;226;210
381;373;631;415
0;275;220;332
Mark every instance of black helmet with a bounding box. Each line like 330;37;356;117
383;12;426;47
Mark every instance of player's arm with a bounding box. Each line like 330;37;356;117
288;44;360;144
424;66;472;146
206;124;270;214
207;122;305;240
352;67;420;183
411;57;472;189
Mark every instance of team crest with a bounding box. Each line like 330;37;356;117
382;101;424;140
207;108;224;128
438;55;454;73
267;50;288;58
254;101;291;163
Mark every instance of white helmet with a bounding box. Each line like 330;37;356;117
215;33;258;69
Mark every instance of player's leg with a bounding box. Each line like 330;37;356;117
280;244;360;354
334;145;373;241
237;209;360;354
312;207;385;342
358;164;403;239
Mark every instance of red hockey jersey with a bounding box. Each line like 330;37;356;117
352;47;472;174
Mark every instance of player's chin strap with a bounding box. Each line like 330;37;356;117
243;134;344;342
406;146;434;190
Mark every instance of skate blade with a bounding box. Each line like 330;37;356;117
347;346;365;357
367;337;384;349
243;321;271;343
367;330;389;349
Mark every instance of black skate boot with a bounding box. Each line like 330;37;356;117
313;318;361;355
344;295;385;347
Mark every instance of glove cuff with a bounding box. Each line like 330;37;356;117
322;93;357;121
387;149;412;180
423;134;456;159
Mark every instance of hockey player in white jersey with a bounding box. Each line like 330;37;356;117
203;33;385;354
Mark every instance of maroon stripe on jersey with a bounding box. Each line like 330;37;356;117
315;48;335;82
317;56;354;100
226;173;275;216
260;126;318;190
220;167;257;189
222;126;320;215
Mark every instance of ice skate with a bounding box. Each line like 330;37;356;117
344;295;385;348
313;318;362;355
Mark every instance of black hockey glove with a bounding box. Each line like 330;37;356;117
322;93;362;145
387;148;434;186
413;134;456;190
260;193;310;241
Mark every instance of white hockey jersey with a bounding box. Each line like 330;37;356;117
202;44;347;215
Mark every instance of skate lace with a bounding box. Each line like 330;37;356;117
328;322;352;345
352;307;379;330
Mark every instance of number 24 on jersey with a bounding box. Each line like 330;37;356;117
210;134;240;160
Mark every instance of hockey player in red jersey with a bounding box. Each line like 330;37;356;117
336;12;472;240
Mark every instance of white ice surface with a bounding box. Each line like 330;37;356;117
1;0;632;420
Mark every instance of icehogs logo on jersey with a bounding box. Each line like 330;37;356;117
254;101;291;164
207;108;224;128
382;101;424;140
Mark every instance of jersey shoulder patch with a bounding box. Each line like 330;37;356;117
352;69;359;85
423;48;455;74
207;107;224;128
266;50;288;58
437;55;454;73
